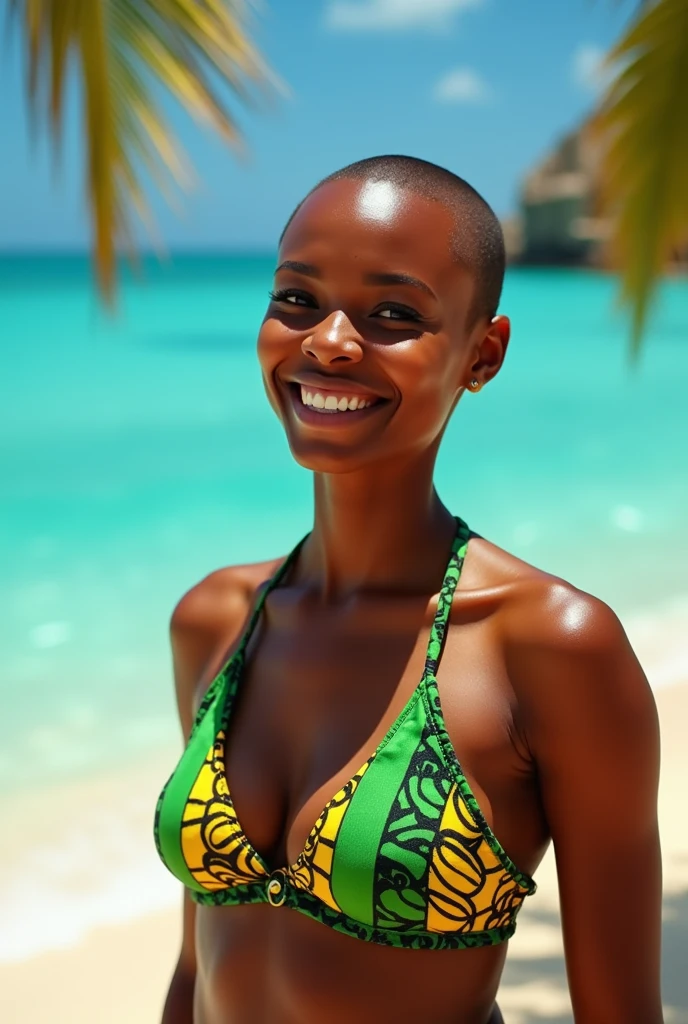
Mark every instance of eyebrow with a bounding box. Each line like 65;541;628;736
275;260;320;277
275;262;436;300
363;272;436;299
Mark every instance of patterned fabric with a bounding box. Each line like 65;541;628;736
290;756;375;911
427;782;525;933
191;877;519;950
181;733;268;890
372;723;448;932
154;517;536;949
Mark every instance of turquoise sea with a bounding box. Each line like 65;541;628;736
1;255;687;959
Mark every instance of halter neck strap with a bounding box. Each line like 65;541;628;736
422;516;471;679
234;534;308;659
236;516;471;671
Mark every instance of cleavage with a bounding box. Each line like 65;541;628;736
222;594;432;869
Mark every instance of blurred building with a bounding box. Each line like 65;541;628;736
508;123;612;266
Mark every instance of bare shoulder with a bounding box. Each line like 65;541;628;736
170;557;283;640
463;533;655;729
169;555;284;735
464;547;662;1022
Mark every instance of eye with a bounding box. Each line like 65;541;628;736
374;303;422;322
268;288;315;308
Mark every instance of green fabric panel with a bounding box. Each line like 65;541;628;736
155;537;308;895
330;691;426;924
156;683;226;893
371;715;448;930
379;841;428;880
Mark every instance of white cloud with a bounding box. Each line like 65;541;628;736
434;67;489;104
572;43;609;92
325;0;483;33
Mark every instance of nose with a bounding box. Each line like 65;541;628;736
302;311;363;365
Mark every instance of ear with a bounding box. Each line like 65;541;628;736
465;315;510;389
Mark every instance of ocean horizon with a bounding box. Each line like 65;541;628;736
1;253;687;962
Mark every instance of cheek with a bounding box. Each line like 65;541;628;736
389;338;459;428
256;318;279;372
257;319;290;400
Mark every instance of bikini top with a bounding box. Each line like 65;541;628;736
154;517;536;951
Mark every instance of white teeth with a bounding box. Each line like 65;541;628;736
298;385;375;413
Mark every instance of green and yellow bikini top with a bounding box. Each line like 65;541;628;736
154;517;536;950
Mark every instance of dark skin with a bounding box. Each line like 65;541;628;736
161;179;663;1024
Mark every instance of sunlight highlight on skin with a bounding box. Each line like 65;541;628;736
356;179;401;222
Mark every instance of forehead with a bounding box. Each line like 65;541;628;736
280;178;467;292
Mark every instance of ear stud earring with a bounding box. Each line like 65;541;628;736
468;378;482;392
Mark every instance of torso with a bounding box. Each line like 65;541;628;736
179;532;553;1024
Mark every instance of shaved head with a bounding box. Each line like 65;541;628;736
280;155;506;325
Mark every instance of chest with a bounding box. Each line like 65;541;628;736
219;592;516;867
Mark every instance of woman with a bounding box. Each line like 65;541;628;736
154;156;663;1024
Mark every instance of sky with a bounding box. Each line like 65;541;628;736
0;0;637;251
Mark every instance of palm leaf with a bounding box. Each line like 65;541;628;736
594;0;688;358
9;0;272;301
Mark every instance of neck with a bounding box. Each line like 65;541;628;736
298;449;459;600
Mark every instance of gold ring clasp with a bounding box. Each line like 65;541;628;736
267;869;287;907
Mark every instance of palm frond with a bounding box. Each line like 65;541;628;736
594;0;688;359
9;0;271;302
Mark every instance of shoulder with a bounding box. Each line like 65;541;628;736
504;569;630;666
471;543;664;1020
170;558;281;641
168;556;284;735
463;531;637;670
463;534;657;744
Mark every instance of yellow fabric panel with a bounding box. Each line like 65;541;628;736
290;755;375;911
181;733;267;890
427;782;527;933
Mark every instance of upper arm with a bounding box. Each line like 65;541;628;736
165;568;255;985
511;586;662;1024
169;568;254;739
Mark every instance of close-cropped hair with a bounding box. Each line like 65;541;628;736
280;154;506;325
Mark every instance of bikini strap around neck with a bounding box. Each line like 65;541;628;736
235;533;309;659
423;516;471;680
235;516;470;670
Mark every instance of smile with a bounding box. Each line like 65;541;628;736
284;380;387;427
299;385;376;413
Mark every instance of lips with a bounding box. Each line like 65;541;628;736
289;373;385;399
282;375;389;424
299;385;376;413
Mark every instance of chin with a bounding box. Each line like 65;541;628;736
286;440;379;475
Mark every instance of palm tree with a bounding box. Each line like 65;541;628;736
10;2;687;356
595;0;688;357
9;0;270;301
